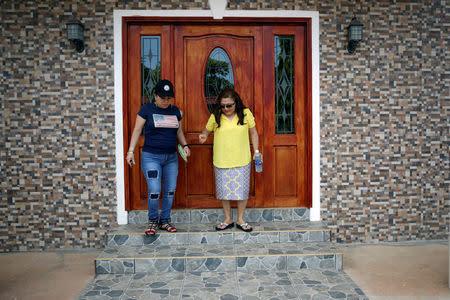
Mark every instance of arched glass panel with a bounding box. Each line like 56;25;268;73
204;48;234;113
141;36;161;104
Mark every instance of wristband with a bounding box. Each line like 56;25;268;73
182;144;190;149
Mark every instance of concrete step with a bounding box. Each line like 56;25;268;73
95;242;343;274
128;208;310;224
107;221;330;247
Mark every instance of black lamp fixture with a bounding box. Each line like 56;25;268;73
67;20;85;53
347;17;363;54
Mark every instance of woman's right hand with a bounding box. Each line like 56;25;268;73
198;133;207;144
126;152;135;167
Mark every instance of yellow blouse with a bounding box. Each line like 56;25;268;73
206;108;256;168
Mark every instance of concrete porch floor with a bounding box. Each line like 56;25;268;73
0;241;448;300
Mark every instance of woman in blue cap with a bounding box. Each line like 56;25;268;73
126;79;190;236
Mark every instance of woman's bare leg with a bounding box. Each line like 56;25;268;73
217;200;233;229
236;199;248;225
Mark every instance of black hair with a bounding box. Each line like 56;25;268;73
213;88;247;127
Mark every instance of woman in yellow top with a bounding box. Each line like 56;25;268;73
199;88;261;232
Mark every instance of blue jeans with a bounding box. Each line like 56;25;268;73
141;151;178;223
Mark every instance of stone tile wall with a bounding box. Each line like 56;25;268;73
0;0;448;250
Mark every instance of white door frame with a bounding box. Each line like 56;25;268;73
113;9;320;224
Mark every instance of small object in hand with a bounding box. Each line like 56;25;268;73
254;151;262;173
178;144;188;162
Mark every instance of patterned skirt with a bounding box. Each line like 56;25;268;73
214;163;251;200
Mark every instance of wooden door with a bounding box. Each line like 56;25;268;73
173;25;263;208
124;24;173;210
124;20;311;210
262;25;310;207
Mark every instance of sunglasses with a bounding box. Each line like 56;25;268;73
220;103;235;109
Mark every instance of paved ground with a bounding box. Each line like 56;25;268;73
343;241;450;300
0;241;448;299
0;250;99;300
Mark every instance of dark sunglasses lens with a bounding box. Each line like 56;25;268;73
221;103;234;109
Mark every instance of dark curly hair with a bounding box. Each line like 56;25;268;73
213;88;247;127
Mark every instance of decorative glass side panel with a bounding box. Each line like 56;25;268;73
204;48;234;113
141;36;161;104
275;35;294;134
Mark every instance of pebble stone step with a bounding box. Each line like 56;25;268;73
86;208;364;298
95;242;343;274
107;221;331;247
128;208;311;225
96;208;342;275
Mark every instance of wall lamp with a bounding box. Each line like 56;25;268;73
347;17;363;54
67;20;85;53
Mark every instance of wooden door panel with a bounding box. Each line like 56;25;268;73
186;146;214;196
127;24;146;210
274;147;297;197
184;35;255;133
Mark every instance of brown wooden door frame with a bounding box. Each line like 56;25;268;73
122;17;312;211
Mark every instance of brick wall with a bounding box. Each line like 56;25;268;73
0;0;448;250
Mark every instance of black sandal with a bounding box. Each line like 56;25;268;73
215;222;234;231
236;223;253;232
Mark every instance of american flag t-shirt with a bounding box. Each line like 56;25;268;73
153;114;179;128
